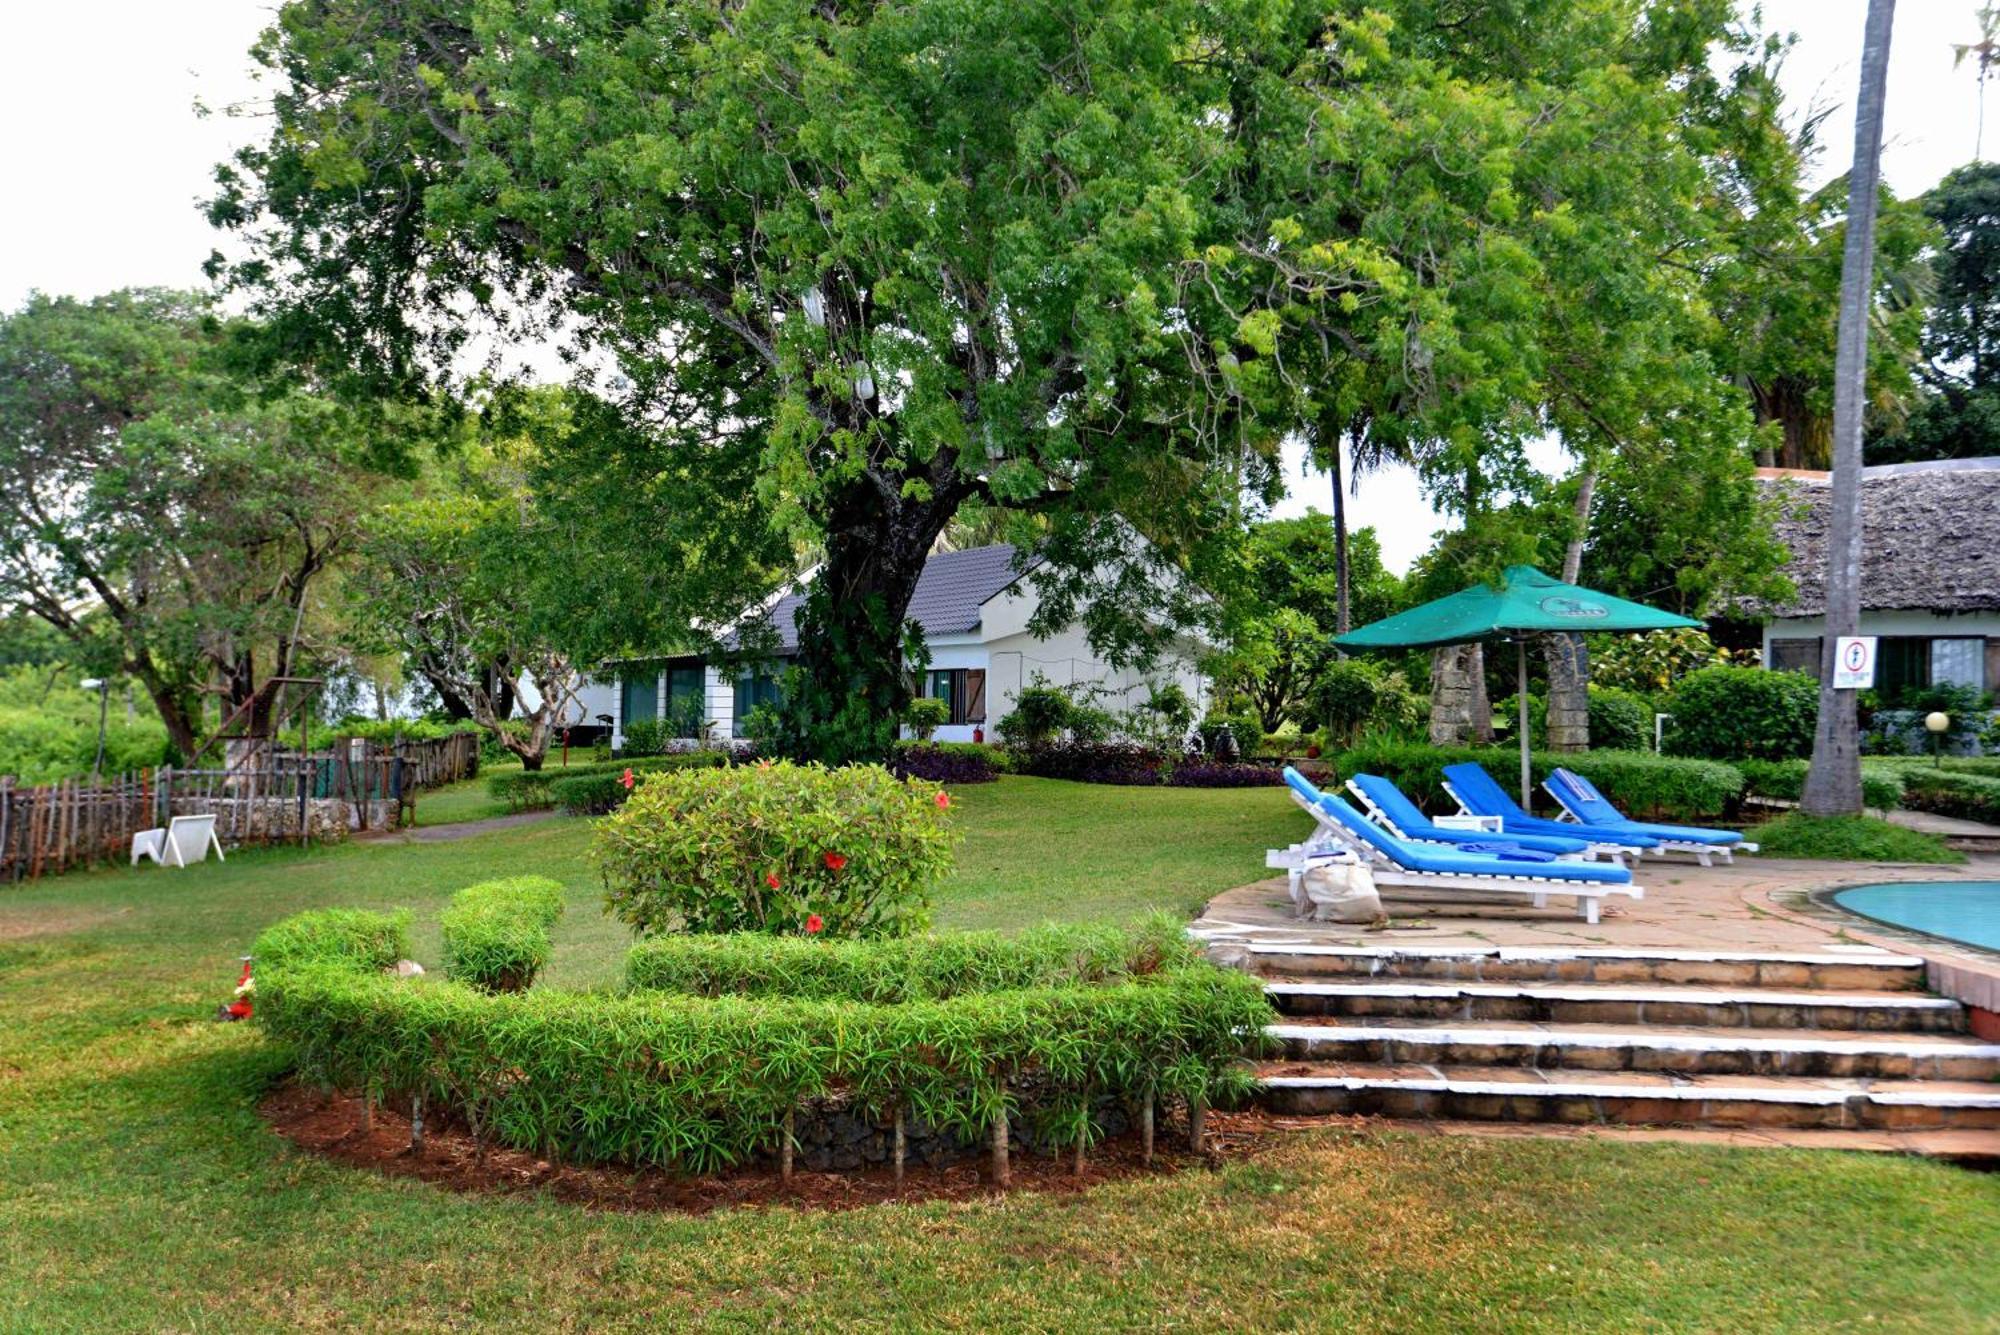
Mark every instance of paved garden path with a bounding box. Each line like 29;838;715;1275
360;810;559;843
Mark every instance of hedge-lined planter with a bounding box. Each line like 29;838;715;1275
252;908;1272;1178
1901;769;2000;826
440;877;565;992
489;752;730;812
1329;743;1743;820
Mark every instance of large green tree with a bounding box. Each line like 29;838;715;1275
0;290;399;760
212;0;1784;762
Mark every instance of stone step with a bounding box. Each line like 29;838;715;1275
1256;1062;2000;1131
1266;1019;2000;1080
1264;980;1967;1033
1230;943;1929;992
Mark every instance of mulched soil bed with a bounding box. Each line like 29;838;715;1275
263;1083;1344;1214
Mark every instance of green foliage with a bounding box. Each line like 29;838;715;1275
1664;668;1819;762
1746;813;1965;865
594;762;958;939
251;908;410;973
1589;629;1750;696
1738;759;1905;812
309;717;474;748
1900;770;2000;827
489;752;727;811
1313;659;1383;750
994;682;1078;746
0;668;172;781
902;696;950;742
547;770;636;816
626;917;1193;1002
1331;743;1742;821
439;877;565;993
1586;687;1653;753
618;718;671;758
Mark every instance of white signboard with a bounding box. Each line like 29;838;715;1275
1832;636;1878;690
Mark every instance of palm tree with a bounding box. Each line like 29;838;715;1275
1955;6;2000;161
1803;0;1898;817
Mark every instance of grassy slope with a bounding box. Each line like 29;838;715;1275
2;778;1997;1331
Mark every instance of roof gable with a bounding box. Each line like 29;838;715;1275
731;544;1031;653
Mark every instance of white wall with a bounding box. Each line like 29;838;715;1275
1763;612;2000;690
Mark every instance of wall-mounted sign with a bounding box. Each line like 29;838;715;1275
1832;635;1877;690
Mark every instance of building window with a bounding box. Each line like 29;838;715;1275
1767;638;1821;676
925;669;987;726
665;662;705;737
1932;638;1986;691
1877;637;1931;702
734;668;785;722
620;672;657;725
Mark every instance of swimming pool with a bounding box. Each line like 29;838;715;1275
1832;882;2000;953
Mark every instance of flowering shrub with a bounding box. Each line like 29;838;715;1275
1167;762;1286;788
593;761;959;938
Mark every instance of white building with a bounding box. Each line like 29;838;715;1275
571;544;1211;748
1750;457;2000;694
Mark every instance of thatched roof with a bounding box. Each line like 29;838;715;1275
1746;457;2000;618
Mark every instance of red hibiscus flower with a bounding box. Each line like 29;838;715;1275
620;767;635;790
934;790;951;809
822;851;847;871
805;913;824;935
765;871;781;890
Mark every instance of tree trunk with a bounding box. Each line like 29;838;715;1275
1330;428;1351;636
1804;0;1896;817
785;485;955;764
1544;468;1598;753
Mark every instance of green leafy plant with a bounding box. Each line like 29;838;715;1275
1900;769;2000;826
1746;813;1964;865
489;752;727;811
440;877;566;993
251;908;410;972
1664;667;1819;761
995;682;1073;745
594;761;959;938
619;718;671;757
1738;759;1905;812
1313;659;1382;750
1587;687;1653;753
902;696;950;741
1331;742;1743;820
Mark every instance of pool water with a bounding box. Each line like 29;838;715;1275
1832;882;2000;953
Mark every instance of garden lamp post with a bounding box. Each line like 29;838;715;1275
80;677;110;781
1925;711;1951;768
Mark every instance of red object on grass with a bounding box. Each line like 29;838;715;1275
225;957;254;1020
805;914;824;935
822;851;847;871
620;767;635;790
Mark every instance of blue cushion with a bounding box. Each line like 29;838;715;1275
1441;763;1662;850
1548;768;1742;845
1348;774;1592;855
1310;791;1631;885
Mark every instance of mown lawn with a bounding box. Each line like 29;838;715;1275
2;777;1997;1331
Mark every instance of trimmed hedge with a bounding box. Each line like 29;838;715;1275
627;918;1193;1002
253;910;1272;1174
1901;769;2000;826
1009;740;1167;785
1664;667;1819;761
1167;762;1287;788
549;770;639;815
490;751;730;811
1329;742;1743;820
252;908;410;972
888;742;1002;785
1738;759;1906;812
440;877;566;993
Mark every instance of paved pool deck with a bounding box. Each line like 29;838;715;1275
1193;854;2000;1024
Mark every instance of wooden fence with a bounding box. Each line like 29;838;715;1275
0;732;482;884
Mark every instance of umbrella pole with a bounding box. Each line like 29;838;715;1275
1517;638;1532;810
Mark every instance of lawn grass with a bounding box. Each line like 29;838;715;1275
409;755;523;827
2;778;1996;1331
1748;812;1968;865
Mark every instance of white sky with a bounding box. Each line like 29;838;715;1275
0;1;1986;571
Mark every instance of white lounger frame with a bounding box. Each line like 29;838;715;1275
1274;790;1642;925
1539;778;1759;868
1344;779;1611;865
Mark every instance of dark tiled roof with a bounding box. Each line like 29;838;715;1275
734;545;1028;653
1745;457;2000;618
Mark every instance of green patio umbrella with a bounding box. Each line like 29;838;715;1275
1333;565;1699;807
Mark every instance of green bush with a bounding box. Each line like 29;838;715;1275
549;769;642;815
1738;759;1905;812
594;761;959;938
994;683;1071;744
252;908;409;972
1747;812;1964;865
1664;667;1818;761
619;718;671;757
1329;742;1743;820
253;907;1272;1173
1901;769;2000;827
1313;659;1381;749
440;877;566;993
902;696;950;741
489;751;729;811
627;917;1193;1001
1587;686;1653;753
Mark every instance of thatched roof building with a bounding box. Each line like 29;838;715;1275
1750;457;2000;619
1742;457;2000;697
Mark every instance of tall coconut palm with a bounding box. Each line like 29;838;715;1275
1803;0;1898;817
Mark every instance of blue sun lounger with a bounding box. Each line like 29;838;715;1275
1276;768;1640;924
1344;773;1595;858
1543;766;1757;867
1439;763;1660;863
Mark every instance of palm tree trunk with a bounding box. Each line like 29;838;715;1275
1803;0;1897;817
1331;435;1351;636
